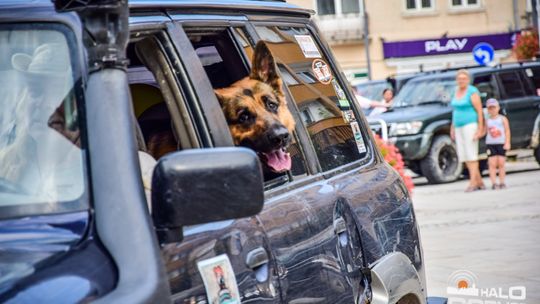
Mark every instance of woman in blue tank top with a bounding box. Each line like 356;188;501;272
450;69;485;192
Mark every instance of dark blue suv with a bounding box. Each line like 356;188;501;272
0;1;432;303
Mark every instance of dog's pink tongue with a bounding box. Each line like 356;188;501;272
265;150;291;172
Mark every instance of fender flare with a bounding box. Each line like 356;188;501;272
370;252;426;304
423;119;451;135
412;120;451;160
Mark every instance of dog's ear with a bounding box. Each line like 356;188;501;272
250;41;282;94
214;89;227;106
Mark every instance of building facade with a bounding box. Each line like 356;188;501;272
289;0;532;84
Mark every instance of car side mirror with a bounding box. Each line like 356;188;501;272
151;147;264;244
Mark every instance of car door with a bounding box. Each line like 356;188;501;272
248;22;375;303
147;18;281;303
496;69;540;148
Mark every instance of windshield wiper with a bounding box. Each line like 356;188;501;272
417;100;448;106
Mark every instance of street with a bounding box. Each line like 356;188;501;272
413;159;540;303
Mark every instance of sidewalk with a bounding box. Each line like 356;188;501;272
412;161;540;302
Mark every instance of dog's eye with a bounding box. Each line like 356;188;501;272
267;102;278;112
237;110;252;124
263;95;279;112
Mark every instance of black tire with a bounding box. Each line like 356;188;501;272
535;146;540;166
420;135;463;184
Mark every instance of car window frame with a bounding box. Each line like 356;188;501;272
524;65;540;93
129;30;203;151
165;20;234;148
496;69;527;99
167;17;322;189
517;68;536;96
248;19;376;179
163;15;376;197
0;20;90;220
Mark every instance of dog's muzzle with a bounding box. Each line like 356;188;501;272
260;124;292;173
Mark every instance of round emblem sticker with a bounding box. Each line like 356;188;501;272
312;59;333;85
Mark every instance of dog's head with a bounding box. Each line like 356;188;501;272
215;41;295;173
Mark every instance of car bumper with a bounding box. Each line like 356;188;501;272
388;133;432;160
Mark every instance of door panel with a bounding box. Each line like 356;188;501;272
163;218;280;303
259;183;357;303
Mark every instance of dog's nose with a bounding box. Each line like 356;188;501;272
268;125;290;147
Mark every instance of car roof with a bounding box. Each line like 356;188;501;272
0;0;312;16
406;61;540;83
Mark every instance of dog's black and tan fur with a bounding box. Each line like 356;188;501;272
215;41;295;174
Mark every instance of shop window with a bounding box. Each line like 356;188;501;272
255;25;368;172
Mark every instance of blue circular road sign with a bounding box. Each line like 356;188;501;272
473;43;495;66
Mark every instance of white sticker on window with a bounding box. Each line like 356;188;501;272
350;121;367;153
197;254;241;304
312;59;333;84
294;35;322;58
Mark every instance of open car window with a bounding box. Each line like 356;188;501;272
183;25;310;187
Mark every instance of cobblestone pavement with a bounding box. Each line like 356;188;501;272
412;160;540;303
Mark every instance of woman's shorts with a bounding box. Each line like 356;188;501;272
487;144;506;157
455;123;479;162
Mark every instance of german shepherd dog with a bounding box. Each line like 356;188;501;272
215;41;295;176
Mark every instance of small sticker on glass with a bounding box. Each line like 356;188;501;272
294;35;322;58
312;59;333;85
350;121;367;153
342;109;356;123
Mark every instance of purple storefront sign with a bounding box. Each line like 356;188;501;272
383;32;517;59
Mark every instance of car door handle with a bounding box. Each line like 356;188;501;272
246;247;269;269
246;247;270;282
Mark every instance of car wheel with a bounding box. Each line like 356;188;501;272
419;135;462;184
535;146;540;166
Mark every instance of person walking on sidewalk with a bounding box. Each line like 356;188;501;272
485;98;511;190
450;69;485;192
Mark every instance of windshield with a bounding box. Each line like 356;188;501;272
0;27;84;211
355;81;390;101
393;77;455;107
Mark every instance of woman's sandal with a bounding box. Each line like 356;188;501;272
465;186;477;192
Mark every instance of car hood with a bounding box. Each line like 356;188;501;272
369;104;452;123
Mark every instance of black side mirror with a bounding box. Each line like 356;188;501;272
151;147;264;244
